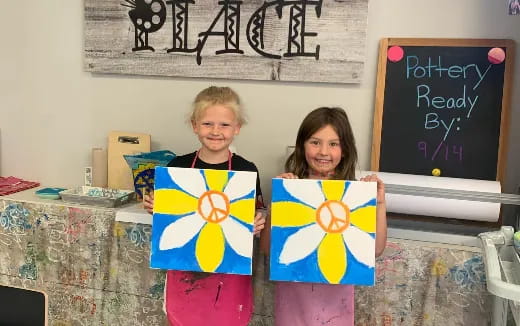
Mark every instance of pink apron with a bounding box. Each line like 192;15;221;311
275;282;354;326
164;150;254;326
165;271;253;326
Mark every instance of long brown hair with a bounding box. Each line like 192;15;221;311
285;107;357;180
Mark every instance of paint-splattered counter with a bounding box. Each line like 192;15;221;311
0;191;166;325
355;240;491;325
0;190;490;325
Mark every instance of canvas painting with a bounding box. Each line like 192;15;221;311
150;167;257;275
270;178;376;285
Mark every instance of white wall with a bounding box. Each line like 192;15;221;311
1;0;519;200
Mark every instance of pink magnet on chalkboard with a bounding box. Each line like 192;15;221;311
488;47;506;64
387;46;404;63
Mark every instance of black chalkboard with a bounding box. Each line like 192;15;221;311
371;38;514;183
0;285;47;326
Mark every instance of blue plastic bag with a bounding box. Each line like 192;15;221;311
124;150;176;200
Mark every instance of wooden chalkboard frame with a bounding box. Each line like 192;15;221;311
371;38;515;185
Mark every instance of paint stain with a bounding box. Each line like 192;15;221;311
113;222;126;237
125;224;150;247
448;256;485;290
381;313;392;326
149;283;164;299
431;259;448;276
321;315;340;324
214;282;223;305
181;272;210;294
181;272;211;284
1;203;32;232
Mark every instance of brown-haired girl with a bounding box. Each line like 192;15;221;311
269;107;387;326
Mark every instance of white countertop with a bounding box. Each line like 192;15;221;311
115;202;152;224
113;203;483;247
1;186;135;211
2;188;486;248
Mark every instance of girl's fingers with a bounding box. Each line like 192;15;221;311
254;213;266;226
253;212;266;235
143;193;154;215
361;174;379;182
276;173;298;179
254;224;265;235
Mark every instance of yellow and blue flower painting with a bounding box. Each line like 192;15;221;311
270;178;376;285
150;167;257;275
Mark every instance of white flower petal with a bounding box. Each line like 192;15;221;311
159;213;205;250
224;171;257;201
168;167;206;197
279;224;325;264
341;182;376;209
220;217;253;258
282;179;325;209
342;226;375;267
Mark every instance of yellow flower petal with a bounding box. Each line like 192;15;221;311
317;233;347;284
271;201;316;227
230;198;255;224
349;206;376;233
204;169;228;192
196;223;225;272
321;180;345;201
154;189;198;215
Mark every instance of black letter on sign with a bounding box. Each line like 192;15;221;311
246;0;322;60
195;0;245;65
166;0;198;54
122;0;167;52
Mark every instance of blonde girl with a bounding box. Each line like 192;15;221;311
144;86;265;326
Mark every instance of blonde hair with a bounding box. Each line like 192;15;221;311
189;86;247;125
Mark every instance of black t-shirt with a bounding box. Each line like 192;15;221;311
167;151;264;206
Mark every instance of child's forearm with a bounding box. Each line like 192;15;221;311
259;213;271;256
375;202;387;257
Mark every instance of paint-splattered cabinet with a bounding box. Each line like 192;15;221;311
0;195;166;325
0;193;490;325
354;240;491;326
253;240;492;326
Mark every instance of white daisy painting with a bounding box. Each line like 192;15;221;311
150;167;257;275
270;178;376;285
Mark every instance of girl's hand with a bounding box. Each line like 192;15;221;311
361;174;388;256
276;172;298;179
143;191;154;215
253;210;266;236
360;174;385;205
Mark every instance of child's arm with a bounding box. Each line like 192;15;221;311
360;174;387;257
375;185;387;257
259;210;271;256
